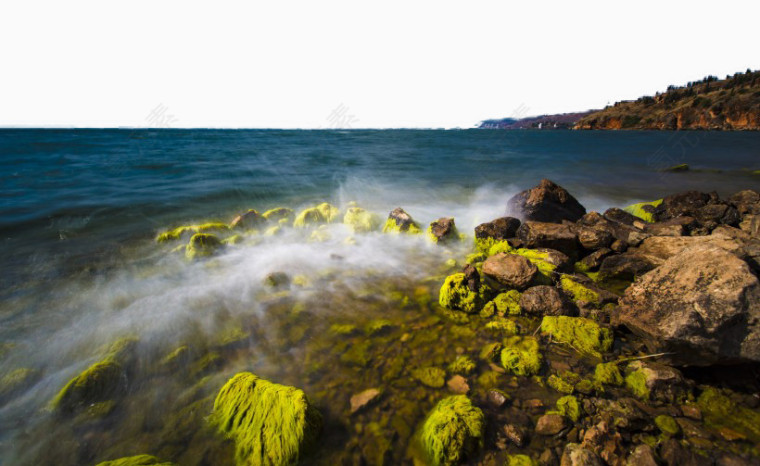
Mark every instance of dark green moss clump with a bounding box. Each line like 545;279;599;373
210;372;322;466
418;395;484;466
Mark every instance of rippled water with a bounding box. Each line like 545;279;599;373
1;129;759;465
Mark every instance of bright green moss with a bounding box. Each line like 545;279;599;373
447;356;476;376
412;367;446;388
343;207;380;233
382;218;422;234
262;207;294;223
156;222;230;242
365;319;393;336
513;248;557;278
697;388;760;443
484;317;518;335
185;233;223;260
438;273;482;314
500;336;543;376
210;372;322;466
481;290;521;318
479;342;503;362
94;454;175;466
559;275;601;304
506;455;538;466
547;374;575;394
540;316;613;358
474;237;513;256
222;234;243;245
419;395;484;466
624;369;650;400
556;395;581;422
51;359;125;412
655;415;680;436
466;252;487;264
623;199;663;223
293;203;340;228
594;362;623;386
476;371;502;389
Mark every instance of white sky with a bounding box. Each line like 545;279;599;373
1;0;758;129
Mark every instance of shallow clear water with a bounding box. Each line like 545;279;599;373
1;129;759;465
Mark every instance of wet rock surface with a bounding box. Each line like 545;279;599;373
507;179;587;223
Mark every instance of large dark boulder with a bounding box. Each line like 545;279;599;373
653;190;717;221
474;217;521;241
516;221;579;256
618;244;760;366
507;179;586;223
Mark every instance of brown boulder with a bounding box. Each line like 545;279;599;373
517;221;579;256
230;209;265;229
535;413;567;435
618;244;760;365
579;248;613;271
603;208;639;226
429;217;458;243
598;253;657;281
482;253;537;290
729;189;760;215
474;217;521;241
520;285;572;316
507;179;586;223
578;226;614;250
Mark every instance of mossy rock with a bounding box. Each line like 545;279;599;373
438;273;484;314
697;387;760;443
474;237;512;256
556;395;582;422
382;208;422;234
655;414;680;437
594;362;623;386
547;374;575;394
484;317;518;336
185;233;223;260
293;203;340;228
412;367;446;388
500;336;543;376
559;275;601;305
480;290;521;318
479;342;503;363
210;372;322;466
447;356;476;376
540;316;613;358
94;454;175;466
51;359;126;413
156;222;229;242
623;199;663;223
262;207;294;223
506;455;538;466
418;395;484;466
343;207;380;233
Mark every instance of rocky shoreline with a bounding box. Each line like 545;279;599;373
6;179;760;466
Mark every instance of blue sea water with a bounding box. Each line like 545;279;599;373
1;128;759;464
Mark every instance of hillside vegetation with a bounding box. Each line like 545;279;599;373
575;69;760;130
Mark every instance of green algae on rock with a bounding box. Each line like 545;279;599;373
293;203;340;228
484;317;518;336
418;395;484;466
556;395;582;422
343;207;380;233
438;273;483;314
559;275;600;305
623;199;663;223
156;222;230;242
654;414;680;437
697;387;760;443
547;374;575;394
210;372;322;466
480;290;521;318
94;454;176;466
594;362;623;386
540;316;613;358
506;454;538;466
412;367;446;388
262;207;294;223
500;336;543;376
185;233;223;260
51;359;126;413
427;217;460;244
447;356;476;376
382;207;422;234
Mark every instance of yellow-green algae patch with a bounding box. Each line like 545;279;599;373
480;290;521;318
210;372;322;466
447;356;476;376
654;414;680;437
540;316;613;358
382;216;422;234
556;395;582;422
343;207;380;233
500;336;543;376
51;359;125;413
418;395;484;466
484;317;518;336
185;233;223;260
697;387;760;443
474;238;512;256
95;454;175;466
547;374;575;394
623;199;663;223
156;222;230;242
559;275;601;304
293;203;340;228
594;362;623;386
506;454;538;466
262;207;294;223
438;273;483;314
412;367;446;388
624;368;650;400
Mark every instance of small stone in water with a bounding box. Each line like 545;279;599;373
350;388;381;414
486;389;509;408
446;375;469;394
535;413;567;436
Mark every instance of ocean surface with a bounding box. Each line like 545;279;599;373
1;129;759;465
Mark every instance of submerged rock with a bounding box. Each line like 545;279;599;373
535;413;567;435
94;455;175;466
350;388;381;414
418;395;484;466
293;203;340;227
507;179;586;223
262;207;294;223
343;207;380;233
230;209;266;229
382;207;422;234
482;252;537;290
500;336;543;376
618;244;760;365
185;233;223;260
428;217;460;244
623;361;688;403
156;222;229;243
51;359;126;413
210;372;322;466
412;367;446;388
540;316;613;358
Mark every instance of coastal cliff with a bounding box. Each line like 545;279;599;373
575;69;760;130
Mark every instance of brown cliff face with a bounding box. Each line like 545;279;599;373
575;70;760;130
